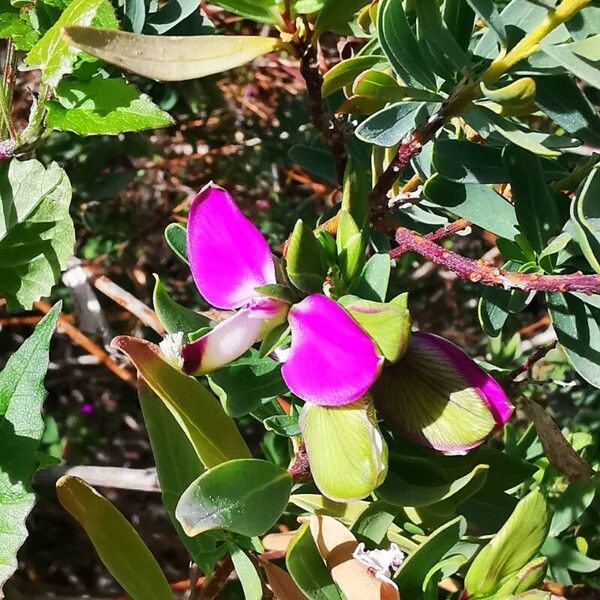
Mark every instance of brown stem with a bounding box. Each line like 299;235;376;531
392;227;600;293
199;555;234;600
424;218;471;243
505;341;558;382
294;36;346;185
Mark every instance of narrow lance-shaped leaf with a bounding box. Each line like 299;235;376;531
111;336;251;467
57;476;172;600
62;27;282;81
0;304;59;592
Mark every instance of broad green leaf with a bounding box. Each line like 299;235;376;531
355;101;432;147
378;463;488;509
124;0;145;32
351;502;396;544
535;75;600;147
0;304;59;591
423;554;468;599
286;523;344;600
349;254;391;302
464;490;550;599
541;35;600;90
541;537;600;574
394;516;466;597
229;544;262;600
549;479;596;537
111;336;251;466
46;77;173;135
377;0;436;89
300;397;387;502
176;458;292;537
145;0;214;35
503;145;561;253
153;275;209;335
286;219;327;293
139;384;222;574
288;145;337;184
0;159;75;310
313;0;370;39
294;0;325;13
212;0;282;25
432;139;566;184
443;0;475;52
25;0;116;85
63;27;282;81
547;292;600;389
57;476;172;600
413;0;470;73
566;5;600;40
321;55;383;98
352;70;440;103
340;296;411;362
207;352;286;418
164;222;188;264
464;0;505;45
423;175;519;241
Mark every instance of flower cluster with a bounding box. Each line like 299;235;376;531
161;183;513;500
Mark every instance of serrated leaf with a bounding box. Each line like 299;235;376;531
176;458;292;537
377;0;436;89
47;77;174;135
24;0;116;85
63;27;282;81
0;159;75;310
0;304;59;591
57;475;172;600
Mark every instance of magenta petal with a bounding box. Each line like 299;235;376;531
187;183;276;309
282;295;382;406
418;333;513;428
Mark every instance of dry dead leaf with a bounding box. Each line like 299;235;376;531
261;560;307;600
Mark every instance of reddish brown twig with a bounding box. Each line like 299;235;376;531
424;218;471;243
35;301;136;387
505;341;558;382
392;227;600;294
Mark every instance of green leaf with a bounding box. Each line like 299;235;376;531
336;209;365;283
0;159;75;310
313;0;370;40
57;476;172;600
413;0;470;73
349;254;391;302
153;275;209;335
503;145;561;253
355;101;432;147
352;70;439;103
0;12;39;50
432;139;566;184
423;175;520;241
321;55;383;98
47;77;173;135
541;35;600;91
0;304;59;591
212;0;282;25
394;516;466;597
377;0;436;89
572;167;600;273
286;219;327;293
288;145;337;184
423;554;468;599
176;458;292;537
464;0;506;46
25;0;116;85
164;222;189;264
286;523;344;600
541;537;600;574
229;544;262;600
464;490;550;599
139;384;222;573
535;75;600;147
111;336;251;466
548;292;600;388
549;479;596;537
62;27;282;81
207;352;286;418
300;397;387;502
443;0;475;52
145;0;214;35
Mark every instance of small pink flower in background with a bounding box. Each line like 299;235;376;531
179;183;382;406
255;198;271;211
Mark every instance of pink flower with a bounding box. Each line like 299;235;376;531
180;183;382;406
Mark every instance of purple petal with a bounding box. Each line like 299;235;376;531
182;299;288;375
282;295;382;406
187;183;276;309
373;333;513;454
